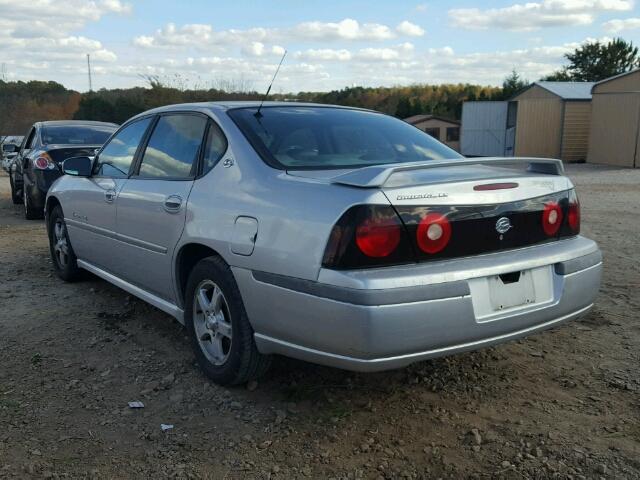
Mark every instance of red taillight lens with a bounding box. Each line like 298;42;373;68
417;213;451;254
34;154;55;170
568;196;580;232
542;201;563;236
355;216;401;258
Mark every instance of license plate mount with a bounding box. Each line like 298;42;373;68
488;270;535;311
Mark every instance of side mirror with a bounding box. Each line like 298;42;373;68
62;156;93;177
2;144;17;153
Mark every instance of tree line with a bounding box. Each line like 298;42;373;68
1;38;637;134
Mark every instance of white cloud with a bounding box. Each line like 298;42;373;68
396;21;425;36
449;0;634;31
0;0;128;89
0;0;131;34
603;16;640;31
355;43;415;61
295;49;353;61
132;18;402;50
415;4;428;12
242;41;265;57
291;18;394;40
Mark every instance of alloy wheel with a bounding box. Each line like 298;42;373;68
192;279;233;366
53;219;70;269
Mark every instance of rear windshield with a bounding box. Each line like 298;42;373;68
228;106;462;170
41;124;117;146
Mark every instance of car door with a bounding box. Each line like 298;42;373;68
63;117;153;271
12;127;35;188
115;113;209;302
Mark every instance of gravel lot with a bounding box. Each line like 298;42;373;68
0;164;638;479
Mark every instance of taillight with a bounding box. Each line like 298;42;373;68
33;153;56;170
416;213;451;254
567;191;580;233
542;201;563;236
355;216;401;258
322;205;414;269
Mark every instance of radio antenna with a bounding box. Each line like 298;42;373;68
255;50;287;117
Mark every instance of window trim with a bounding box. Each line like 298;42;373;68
424;127;441;139
446;126;460;142
92;115;156;179
197;118;229;178
22;127;36;151
130;111;210;181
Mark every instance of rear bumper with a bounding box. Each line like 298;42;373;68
234;236;602;372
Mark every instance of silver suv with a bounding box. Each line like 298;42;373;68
46;102;602;385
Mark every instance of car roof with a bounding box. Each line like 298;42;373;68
35;120;119;128
133;101;374;119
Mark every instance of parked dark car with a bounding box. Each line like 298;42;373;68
1;136;23;173
10;121;117;219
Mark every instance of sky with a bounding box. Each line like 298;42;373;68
1;0;639;93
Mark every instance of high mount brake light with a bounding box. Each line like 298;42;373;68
542;201;563;236
473;182;519;191
416;213;451;254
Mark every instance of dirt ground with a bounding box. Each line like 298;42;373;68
0;164;638;479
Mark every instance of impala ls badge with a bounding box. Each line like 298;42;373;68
495;217;512;235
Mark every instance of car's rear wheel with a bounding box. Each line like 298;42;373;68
9;174;20;204
23;185;43;220
185;256;271;385
48;205;81;281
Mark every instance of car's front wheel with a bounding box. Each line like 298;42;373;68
185;256;271;385
48;205;81;281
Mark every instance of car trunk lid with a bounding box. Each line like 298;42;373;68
44;144;101;164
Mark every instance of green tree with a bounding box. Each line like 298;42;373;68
501;70;529;99
395;97;413;118
545;38;640;82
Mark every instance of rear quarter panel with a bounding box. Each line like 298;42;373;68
180;113;389;282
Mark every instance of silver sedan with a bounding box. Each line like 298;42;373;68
45;102;602;385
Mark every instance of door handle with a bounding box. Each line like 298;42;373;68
164;195;183;213
104;189;116;203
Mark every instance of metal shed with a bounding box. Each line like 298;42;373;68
587;69;640;168
460;101;514;157
511;82;594;162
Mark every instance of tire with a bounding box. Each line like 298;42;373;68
48;205;81;282
23;185;43;220
185;256;271;385
9;174;20;204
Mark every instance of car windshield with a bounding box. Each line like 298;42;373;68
228;106;462;170
41;124;117;146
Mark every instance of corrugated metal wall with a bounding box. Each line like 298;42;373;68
560;101;592;162
460;101;508;157
514;98;563;158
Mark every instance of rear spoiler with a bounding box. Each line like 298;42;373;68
330;157;564;188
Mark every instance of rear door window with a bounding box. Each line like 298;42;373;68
23;128;36;151
137;114;207;179
201;121;228;175
94;117;152;178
